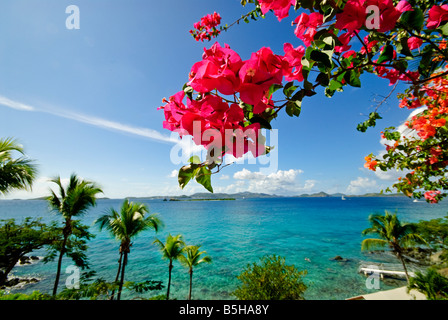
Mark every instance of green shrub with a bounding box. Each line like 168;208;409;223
233;254;307;300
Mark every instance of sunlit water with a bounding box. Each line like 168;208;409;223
1;196;447;300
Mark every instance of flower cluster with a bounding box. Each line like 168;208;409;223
190;12;222;42
334;0;412;33
427;5;448;29
160;42;306;160
164;0;448;196
365;70;448;202
401;72;448;141
258;0;296;21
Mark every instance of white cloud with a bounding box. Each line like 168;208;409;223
233;168;266;180
347;177;377;194
168;170;178;178
0;95;35;111
0;94;176;144
219;174;230;180
229;168;310;195
374;168;404;181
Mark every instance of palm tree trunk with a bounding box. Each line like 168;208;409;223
52;233;68;296
167;260;173;300
117;251;128;300
188;269;193;300
397;251;410;283
110;251;123;300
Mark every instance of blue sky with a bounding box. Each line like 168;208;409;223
0;0;414;199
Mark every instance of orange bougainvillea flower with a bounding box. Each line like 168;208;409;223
364;156;378;171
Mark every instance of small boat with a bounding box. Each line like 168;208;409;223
341;196;346;200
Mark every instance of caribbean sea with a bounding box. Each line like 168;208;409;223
1;196;447;300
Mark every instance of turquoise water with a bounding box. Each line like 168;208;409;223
1;197;447;300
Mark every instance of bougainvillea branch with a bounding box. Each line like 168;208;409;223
160;0;448;202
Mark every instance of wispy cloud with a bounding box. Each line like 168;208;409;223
0;94;177;144
0;95;34;111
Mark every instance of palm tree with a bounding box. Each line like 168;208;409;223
0;137;37;195
361;211;427;283
179;245;212;300
47;173;103;296
408;268;448;300
153;234;185;300
95;199;163;300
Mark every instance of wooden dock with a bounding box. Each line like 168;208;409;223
359;264;417;279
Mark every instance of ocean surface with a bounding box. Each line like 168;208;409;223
1;196;447;300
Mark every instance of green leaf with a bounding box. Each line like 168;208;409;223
400;8;424;32
267;83;283;99
285;100;301;117
377;44;394;64
195;166;213;193
316;72;330;86
344;70;361;88
249;115;272;130
189;156;201;164
325;87;336;98
329;79;343;91
397;37;413;57
300;0;314;10
178;164;200;190
183;85;194;100
282;82;297;98
440;22;448;36
310;50;332;69
291;89;305;101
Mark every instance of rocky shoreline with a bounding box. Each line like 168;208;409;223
0;255;42;291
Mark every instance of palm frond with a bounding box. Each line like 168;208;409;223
0;137;37;195
361;238;389;251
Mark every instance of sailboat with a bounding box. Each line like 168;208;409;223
341;195;346;200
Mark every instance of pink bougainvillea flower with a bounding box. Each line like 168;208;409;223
282;43;305;82
407;37;423;50
188;43;243;95
238;47;283;105
424;190;441;203
396;0;413;13
190;12;222;41
427;5;448;29
334;32;354;53
225;103;245;124
293;12;324;46
335;0;367;32
258;0;296;21
366;0;402;32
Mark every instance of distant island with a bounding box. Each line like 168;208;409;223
5;191;406;201
125;191;406;201
166;198;236;201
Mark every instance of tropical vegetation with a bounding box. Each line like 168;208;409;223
361;211;427;282
233;254;308;300
95;199;163;300
45;174;103;296
0;137;37;195
179;244;212;300
153;234;185;300
0;218;53;286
